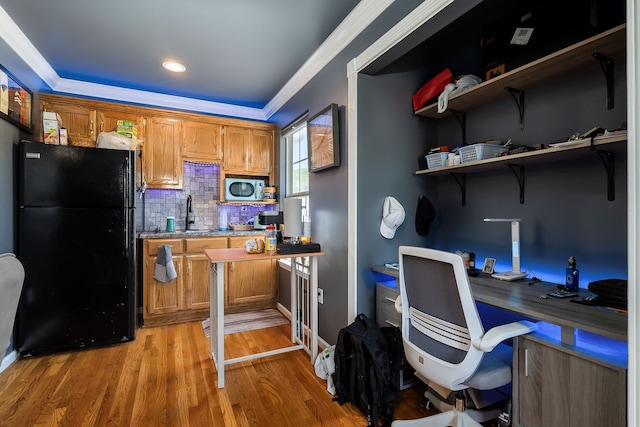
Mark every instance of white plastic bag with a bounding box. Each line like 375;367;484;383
314;345;336;395
96;131;137;150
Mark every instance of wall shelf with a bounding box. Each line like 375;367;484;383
414;24;626;120
416;134;626;204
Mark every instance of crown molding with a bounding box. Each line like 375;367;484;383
262;0;394;119
352;0;453;74
55;78;267;121
0;5;59;88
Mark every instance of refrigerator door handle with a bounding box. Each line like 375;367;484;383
124;157;130;254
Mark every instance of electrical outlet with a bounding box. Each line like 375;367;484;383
318;288;324;304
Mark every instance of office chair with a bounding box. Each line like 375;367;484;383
392;247;537;427
0;253;25;354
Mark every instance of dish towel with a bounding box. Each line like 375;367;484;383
153;245;178;283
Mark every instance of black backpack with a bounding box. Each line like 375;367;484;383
332;313;403;427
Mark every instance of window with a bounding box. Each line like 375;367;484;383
281;114;310;270
283;114;309;230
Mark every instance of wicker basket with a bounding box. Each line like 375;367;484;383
229;223;254;231
458;144;509;163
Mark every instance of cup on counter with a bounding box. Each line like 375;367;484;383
166;216;175;232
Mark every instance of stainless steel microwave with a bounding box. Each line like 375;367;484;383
224;178;265;201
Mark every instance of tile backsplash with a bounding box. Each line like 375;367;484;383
139;161;275;232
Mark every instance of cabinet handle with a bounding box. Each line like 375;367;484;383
384;297;397;303
384;320;399;328
89;120;94;135
524;348;530;377
231;261;234;272
187;263;191;275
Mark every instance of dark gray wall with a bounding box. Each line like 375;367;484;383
271;0;424;343
355;71;439;317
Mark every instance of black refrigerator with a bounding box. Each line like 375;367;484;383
17;141;137;356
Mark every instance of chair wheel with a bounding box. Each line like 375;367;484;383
420;397;432;410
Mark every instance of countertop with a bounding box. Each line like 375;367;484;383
138;229;266;239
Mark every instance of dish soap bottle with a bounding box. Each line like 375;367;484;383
265;225;277;255
565;256;579;291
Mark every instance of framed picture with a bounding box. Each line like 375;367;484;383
482;257;496;274
0;64;32;133
308;103;339;172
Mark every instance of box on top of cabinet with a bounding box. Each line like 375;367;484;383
116;120;138;139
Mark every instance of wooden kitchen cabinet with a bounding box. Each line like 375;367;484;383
98;109;145;141
184;237;227;310
41;96;97;146
222;126;273;175
225;235;277;313
514;334;626;427
143;237;228;326
182;120;223;162
143;239;184;321
145;116;183;189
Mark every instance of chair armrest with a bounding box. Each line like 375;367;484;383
472;320;538;353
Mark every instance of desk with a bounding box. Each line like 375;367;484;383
372;266;628;427
206;248;324;388
371;266;627;344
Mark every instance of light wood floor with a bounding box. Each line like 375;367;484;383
0;321;433;426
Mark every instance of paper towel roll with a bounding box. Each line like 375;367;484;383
283;198;303;237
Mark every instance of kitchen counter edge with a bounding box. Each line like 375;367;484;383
138;230;265;239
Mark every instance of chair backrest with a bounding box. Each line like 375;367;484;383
398;246;485;391
0;253;25;354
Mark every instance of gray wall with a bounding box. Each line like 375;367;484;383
271;0;424;343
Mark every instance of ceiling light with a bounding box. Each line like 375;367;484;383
162;61;186;73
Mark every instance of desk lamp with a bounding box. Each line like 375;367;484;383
484;218;528;281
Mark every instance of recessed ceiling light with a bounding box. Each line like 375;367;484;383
162;61;186;73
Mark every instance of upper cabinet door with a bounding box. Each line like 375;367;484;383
222;126;249;172
145;117;183;189
248;129;273;175
41;99;97;147
98;110;146;143
222;126;273;174
182;120;223;162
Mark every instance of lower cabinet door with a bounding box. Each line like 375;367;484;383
516;336;626;427
226;236;277;308
147;255;183;315
185;253;212;310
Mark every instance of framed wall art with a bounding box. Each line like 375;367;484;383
0;64;32;133
308;103;339;172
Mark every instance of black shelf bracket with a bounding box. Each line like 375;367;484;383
505;87;525;130
593;52;614;110
590;136;615;201
449;172;466;206
450;110;466;145
507;163;525;204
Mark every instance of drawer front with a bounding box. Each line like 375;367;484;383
147;238;184;256
376;283;401;329
185;237;227;253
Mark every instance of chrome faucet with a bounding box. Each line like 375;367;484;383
186;195;195;230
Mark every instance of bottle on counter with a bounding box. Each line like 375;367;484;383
265;225;277;255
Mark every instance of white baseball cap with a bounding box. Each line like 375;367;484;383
380;196;405;239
